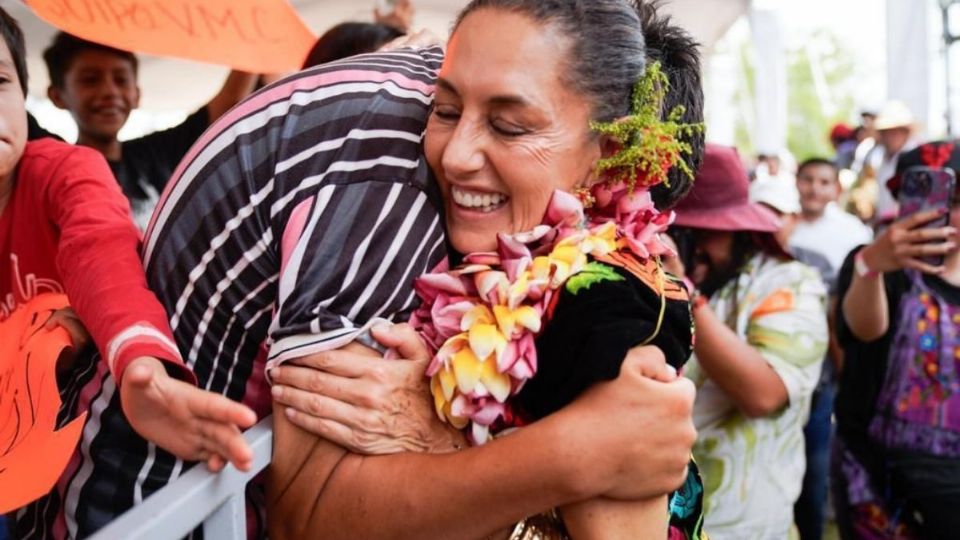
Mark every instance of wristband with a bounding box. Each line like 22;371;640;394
854;250;879;279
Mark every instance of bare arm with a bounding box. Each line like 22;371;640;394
269;401;580;540
691;303;789;418
843;209;957;342
205;70;259;122
840;247;888;342
268;345;697;539
561;497;668;540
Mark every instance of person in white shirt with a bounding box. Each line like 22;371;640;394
788;157;872;540
791;158;873;273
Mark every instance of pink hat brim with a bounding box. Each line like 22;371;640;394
672;202;781;233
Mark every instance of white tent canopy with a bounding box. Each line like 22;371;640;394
10;0;748;112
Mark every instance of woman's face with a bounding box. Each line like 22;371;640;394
690;229;734;286
424;8;602;254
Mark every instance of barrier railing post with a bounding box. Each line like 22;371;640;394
88;416;273;540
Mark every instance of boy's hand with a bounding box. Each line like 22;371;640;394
119;357;258;472
45;307;91;374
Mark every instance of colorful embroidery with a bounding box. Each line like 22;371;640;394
871;271;960;456
565;261;624;295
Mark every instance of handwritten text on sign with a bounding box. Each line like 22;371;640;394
0;294;87;514
25;0;317;73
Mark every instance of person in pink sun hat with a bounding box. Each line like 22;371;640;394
665;144;829;539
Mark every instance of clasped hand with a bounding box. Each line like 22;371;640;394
270;323;465;455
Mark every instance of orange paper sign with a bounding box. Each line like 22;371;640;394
24;0;317;73
0;294;87;514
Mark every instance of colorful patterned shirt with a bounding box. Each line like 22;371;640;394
684;254;827;540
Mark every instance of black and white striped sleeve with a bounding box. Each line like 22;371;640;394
266;178;445;366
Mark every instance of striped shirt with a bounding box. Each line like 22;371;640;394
16;47;447;539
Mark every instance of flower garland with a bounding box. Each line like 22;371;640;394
412;62;704;444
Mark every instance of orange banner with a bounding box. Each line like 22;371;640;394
24;0;317;73
0;294;87;514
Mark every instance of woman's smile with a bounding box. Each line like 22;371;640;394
450;185;510;214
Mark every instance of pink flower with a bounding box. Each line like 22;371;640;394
588;182;675;260
418;184;672;447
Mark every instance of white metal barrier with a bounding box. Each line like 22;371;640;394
89;417;273;540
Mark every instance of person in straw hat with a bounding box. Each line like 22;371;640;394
871;100;920;223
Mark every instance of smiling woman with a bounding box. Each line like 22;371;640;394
23;0;702;539
425;8;601;254
265;1;706;539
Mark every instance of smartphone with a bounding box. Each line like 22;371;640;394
897;165;957;266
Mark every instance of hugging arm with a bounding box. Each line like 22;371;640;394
268;342;695;539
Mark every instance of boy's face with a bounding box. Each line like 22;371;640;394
0;38;26;186
48;50;139;143
796;164;840;218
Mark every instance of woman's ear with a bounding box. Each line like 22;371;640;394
600;133;623;159
599;115;633;158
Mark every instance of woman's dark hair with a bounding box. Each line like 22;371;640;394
454;0;704;209
0;7;28;96
43;32;138;90
670;227;789;297
302;22;405;69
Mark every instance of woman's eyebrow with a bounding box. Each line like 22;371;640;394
437;77;531;108
436;78;459;95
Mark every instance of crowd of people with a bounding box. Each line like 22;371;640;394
3;0;960;539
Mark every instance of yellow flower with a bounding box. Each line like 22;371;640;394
452;346;484;394
583;221;618;256
551;243;583;266
468;323;507;363
531;256;552;281
479;355;512;402
545;243;588;288
475;270;510;304
493;304;542;339
461;304;496;332
430;376;445;417
444;400;469;429
437;364;457;401
430;367;469;429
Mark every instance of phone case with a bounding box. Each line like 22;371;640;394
897;166;957;266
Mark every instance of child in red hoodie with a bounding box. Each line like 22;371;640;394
0;7;254;500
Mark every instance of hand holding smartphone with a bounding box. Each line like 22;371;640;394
896;166;957;266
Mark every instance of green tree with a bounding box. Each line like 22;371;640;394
786;30;857;160
732;29;858;162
